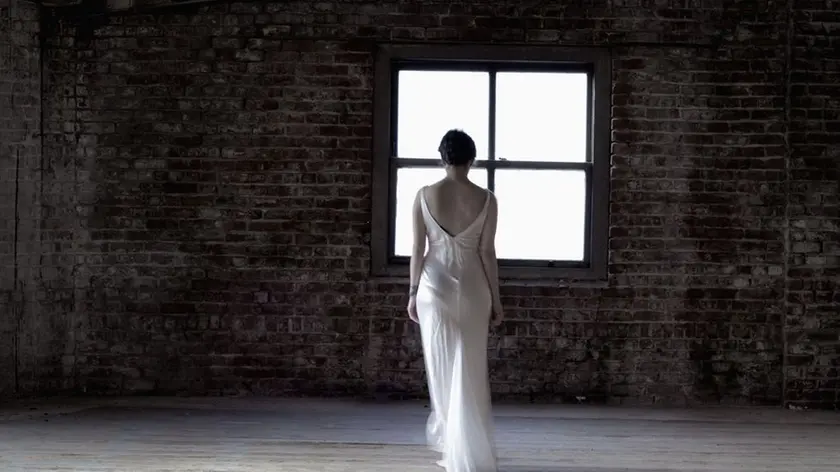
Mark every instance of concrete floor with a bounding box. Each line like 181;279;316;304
0;397;839;471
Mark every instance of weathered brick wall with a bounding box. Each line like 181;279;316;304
0;0;44;396
23;0;835;406
609;9;788;404
785;2;840;408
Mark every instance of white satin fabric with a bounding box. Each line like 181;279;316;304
415;186;498;472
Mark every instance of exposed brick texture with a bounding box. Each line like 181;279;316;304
785;2;840;408
0;0;45;397
2;0;837;407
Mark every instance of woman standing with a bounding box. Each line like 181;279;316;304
406;129;503;472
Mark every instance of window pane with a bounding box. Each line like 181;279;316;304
494;169;586;261
495;72;589;162
393;167;488;257
397;70;489;159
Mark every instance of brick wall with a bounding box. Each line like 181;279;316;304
785;2;840;408
9;0;835;406
0;0;45;396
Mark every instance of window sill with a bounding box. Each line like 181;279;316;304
370;263;608;289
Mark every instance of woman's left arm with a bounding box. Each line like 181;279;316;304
408;189;427;297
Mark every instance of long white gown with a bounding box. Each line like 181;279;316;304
415;186;498;472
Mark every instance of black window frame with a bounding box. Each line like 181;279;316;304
371;44;610;281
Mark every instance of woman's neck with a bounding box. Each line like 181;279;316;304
444;166;470;182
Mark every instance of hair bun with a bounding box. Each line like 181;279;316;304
439;129;477;167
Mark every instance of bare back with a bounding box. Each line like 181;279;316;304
423;179;488;238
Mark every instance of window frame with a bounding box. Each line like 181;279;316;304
371;44;611;281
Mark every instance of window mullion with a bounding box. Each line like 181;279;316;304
393;158;443;168
488;69;497;191
478;160;591;171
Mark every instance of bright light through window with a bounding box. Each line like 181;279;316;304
397;71;490;159
392;69;590;262
494;169;586;260
495;72;589;162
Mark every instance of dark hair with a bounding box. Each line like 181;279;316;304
438;129;476;167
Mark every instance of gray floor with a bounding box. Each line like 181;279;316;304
1;397;839;471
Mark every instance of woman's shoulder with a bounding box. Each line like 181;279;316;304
481;187;497;201
426;179;493;199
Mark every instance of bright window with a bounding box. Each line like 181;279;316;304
372;45;610;280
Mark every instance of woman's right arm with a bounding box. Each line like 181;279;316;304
479;194;503;321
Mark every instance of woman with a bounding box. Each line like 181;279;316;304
406;129;503;472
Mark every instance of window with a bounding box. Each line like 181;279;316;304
371;45;610;281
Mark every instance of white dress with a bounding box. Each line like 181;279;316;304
415;186;498;472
